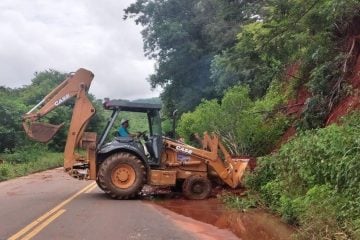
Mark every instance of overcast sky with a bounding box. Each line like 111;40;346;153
0;0;160;100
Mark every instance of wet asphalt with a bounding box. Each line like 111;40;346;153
0;168;198;240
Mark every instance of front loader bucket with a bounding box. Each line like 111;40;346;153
231;157;250;188
23;122;64;143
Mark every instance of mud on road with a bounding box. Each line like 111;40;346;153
140;186;294;240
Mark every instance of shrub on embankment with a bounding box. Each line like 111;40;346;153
177;85;290;156
242;111;360;239
0;145;62;181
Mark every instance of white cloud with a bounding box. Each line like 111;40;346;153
0;0;160;100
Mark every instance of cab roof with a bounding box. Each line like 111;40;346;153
103;99;161;112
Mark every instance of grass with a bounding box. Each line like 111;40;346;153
0;151;63;181
219;191;262;211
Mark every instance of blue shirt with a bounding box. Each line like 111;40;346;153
118;127;129;137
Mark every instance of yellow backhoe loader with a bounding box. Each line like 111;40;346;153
22;68;249;200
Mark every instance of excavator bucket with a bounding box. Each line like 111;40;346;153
23;122;64;143
230;157;250;188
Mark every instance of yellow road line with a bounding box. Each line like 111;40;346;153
8;182;96;240
20;209;66;240
84;184;97;193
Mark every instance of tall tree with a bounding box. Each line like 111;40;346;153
124;0;260;115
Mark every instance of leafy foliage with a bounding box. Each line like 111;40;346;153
177;85;289;156
244;111;360;239
124;0;262;115
0;91;27;152
211;0;360;129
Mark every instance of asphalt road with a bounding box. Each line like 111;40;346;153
0;168;238;240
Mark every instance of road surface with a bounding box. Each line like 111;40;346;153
0;168;238;240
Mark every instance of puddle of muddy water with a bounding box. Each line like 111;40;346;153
141;188;294;240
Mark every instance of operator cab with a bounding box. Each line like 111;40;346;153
97;99;163;166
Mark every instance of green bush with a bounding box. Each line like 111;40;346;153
0;164;14;181
177;85;289;156
3;144;48;164
243;111;360;239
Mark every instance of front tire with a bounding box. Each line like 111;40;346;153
97;152;146;199
182;175;212;200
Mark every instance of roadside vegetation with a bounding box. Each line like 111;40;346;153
223;112;360;239
0;145;63;181
177;84;290;156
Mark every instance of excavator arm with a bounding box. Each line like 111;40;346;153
22;68;97;174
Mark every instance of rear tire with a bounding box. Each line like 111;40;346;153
97;152;146;199
182;175;212;200
96;178;105;191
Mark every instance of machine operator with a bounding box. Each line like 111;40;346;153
118;119;139;138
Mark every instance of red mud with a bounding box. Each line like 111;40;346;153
142;186;293;239
326;91;360;124
152;198;294;240
274;63;311;145
149;203;240;240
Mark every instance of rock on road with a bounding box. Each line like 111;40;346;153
0;168;238;240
